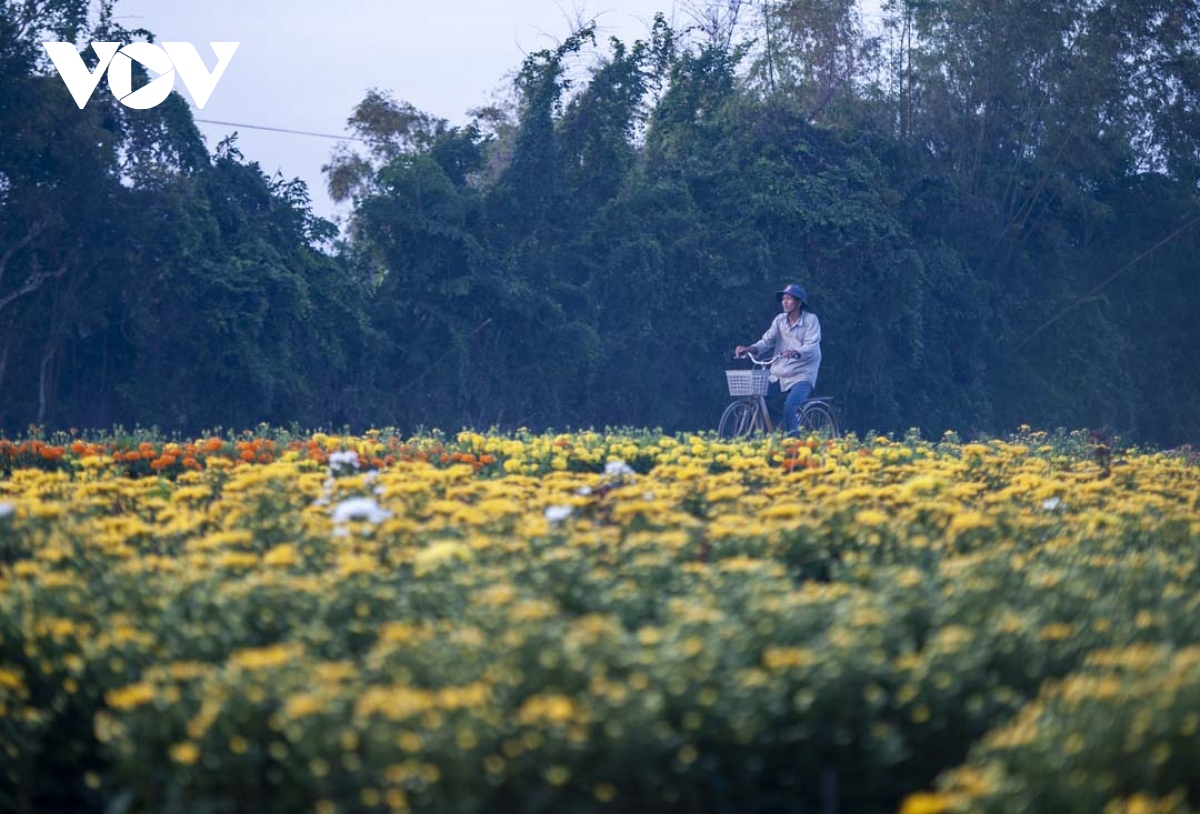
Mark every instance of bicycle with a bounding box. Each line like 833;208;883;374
717;352;840;439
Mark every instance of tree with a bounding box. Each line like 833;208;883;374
750;0;877;125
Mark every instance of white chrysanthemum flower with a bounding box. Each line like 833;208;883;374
332;497;392;525
545;505;573;523
328;450;360;471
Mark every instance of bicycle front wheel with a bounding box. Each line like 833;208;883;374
718;399;760;439
797;401;839;439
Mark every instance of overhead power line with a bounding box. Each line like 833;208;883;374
1015;210;1200;351
194;118;366;142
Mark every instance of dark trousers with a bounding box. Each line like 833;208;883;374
766;379;813;434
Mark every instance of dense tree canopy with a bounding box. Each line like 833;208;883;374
3;0;1199;444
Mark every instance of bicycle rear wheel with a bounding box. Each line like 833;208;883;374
797;401;839;439
718;399;760;439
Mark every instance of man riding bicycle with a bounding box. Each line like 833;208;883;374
734;284;822;435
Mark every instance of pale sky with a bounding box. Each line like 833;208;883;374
117;1;685;224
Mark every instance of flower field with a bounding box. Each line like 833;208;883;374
2;426;1200;813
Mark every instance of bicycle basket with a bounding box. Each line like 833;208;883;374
726;369;770;397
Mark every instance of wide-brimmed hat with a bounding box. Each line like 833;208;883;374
775;283;807;304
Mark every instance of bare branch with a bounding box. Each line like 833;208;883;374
0;218;47;289
0;258;68;314
680;0;748;50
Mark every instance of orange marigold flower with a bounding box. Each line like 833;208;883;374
240;450;257;462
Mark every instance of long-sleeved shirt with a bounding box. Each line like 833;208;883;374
750;310;822;391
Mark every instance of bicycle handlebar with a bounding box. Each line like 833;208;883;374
735;351;778;366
